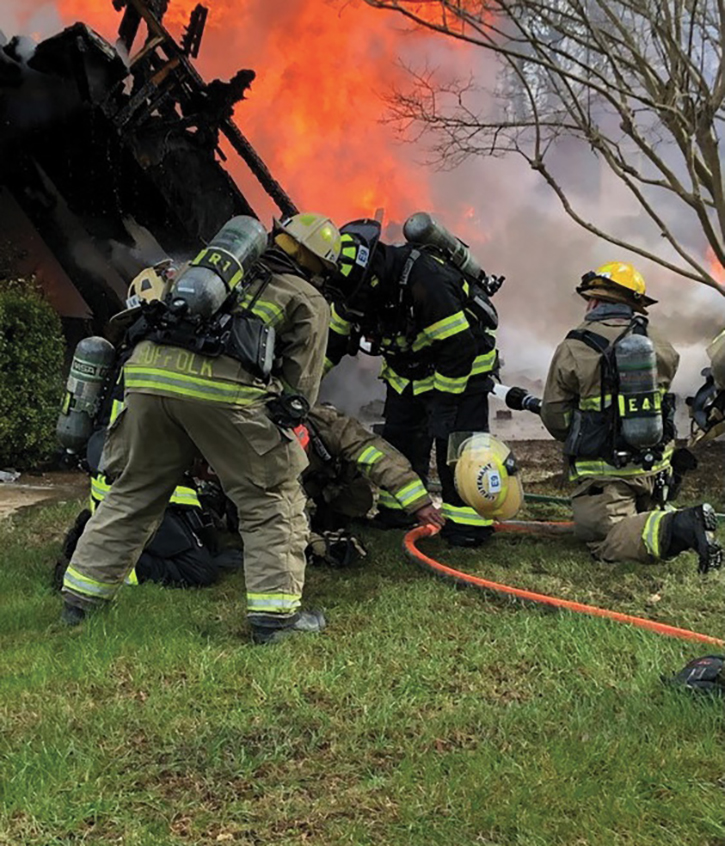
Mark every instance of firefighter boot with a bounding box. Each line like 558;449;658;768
61;601;87;626
664;504;723;574
439;524;494;548
250;609;327;645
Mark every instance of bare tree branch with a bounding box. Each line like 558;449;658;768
365;0;725;292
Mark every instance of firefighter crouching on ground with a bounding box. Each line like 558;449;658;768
299;403;444;565
62;213;342;644
324;216;499;547
213;401;444;567
541;262;722;572
55;265;242;591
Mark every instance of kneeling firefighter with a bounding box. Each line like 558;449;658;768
324;213;504;547
55;264;241;591
541;262;722;572
61;212;343;644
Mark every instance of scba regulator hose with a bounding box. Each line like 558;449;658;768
404;524;724;647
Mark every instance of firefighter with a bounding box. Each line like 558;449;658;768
214;402;444;566
324;219;498;547
62;213;342;644
541;262;722;571
55;264;241;592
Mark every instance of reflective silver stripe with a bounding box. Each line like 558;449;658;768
63;566;117;600
356;445;384;467
378;490;404;509
642;511;667;558
246;592;302;613
395;480;427;508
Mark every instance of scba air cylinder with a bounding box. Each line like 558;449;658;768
615;334;663;449
170;216;268;319
56;336;116;453
403;212;484;283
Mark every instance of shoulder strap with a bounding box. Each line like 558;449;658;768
565;328;611;354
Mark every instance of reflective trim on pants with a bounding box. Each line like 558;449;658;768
642;510;667;558
63;565;117;601
442;502;493;527
246;592;302;615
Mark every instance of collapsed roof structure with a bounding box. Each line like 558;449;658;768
0;0;296;343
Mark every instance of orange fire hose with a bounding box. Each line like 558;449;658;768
404;524;725;647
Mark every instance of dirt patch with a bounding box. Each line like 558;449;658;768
0;471;87;519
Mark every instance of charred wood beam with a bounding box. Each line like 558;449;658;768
116;0;298;217
181;5;207;59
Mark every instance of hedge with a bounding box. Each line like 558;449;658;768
0;278;65;468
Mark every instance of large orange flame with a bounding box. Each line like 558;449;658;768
34;0;476;231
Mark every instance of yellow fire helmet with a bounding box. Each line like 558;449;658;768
274;212;342;272
577;261;657;311
453;433;524;521
110;260;174;325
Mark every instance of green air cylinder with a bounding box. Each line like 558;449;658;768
170;215;268;319
403;211;484;283
56;336;116;453
614;333;663;449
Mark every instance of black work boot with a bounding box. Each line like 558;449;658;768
61;601;87;626
439;524;494;548
665;504;722;574
250;609;327;645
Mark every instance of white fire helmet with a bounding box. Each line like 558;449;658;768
453;433;524;521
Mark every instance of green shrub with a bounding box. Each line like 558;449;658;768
0;278;65;468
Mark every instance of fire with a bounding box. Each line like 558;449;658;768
707;245;725;287
31;0;478;233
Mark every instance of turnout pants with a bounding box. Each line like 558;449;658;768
571;475;667;563
380;382;492;536
63;392;309;619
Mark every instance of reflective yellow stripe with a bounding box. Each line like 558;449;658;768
246;592;302;614
91;474;112;502
239;298;284;327
378;490;404;510
424;310;470;342
642;511;667;558
356;445;384;467
434;371;469;394
169;486;201;508
441;503;494;527
572;449;673;480
394;480;427;508
380;362;410;394
124;365;266;405
579;394;613;411
470;349;497;376
330;304;352;336
323;357;335;375
92;475;200;510
63;565;117;600
110;398;125;424
124;568;139;586
412;375;434;395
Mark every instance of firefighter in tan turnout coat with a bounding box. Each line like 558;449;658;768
541;262;722;572
62;213;343;644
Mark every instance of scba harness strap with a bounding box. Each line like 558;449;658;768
564;317;671;472
141;264;276;380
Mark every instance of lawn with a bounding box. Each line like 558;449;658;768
1;448;725;845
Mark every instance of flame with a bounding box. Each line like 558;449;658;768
707;245;725;287
34;0;479;233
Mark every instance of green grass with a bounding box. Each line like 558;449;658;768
2;485;725;846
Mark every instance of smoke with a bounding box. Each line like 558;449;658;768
14;0;725;432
